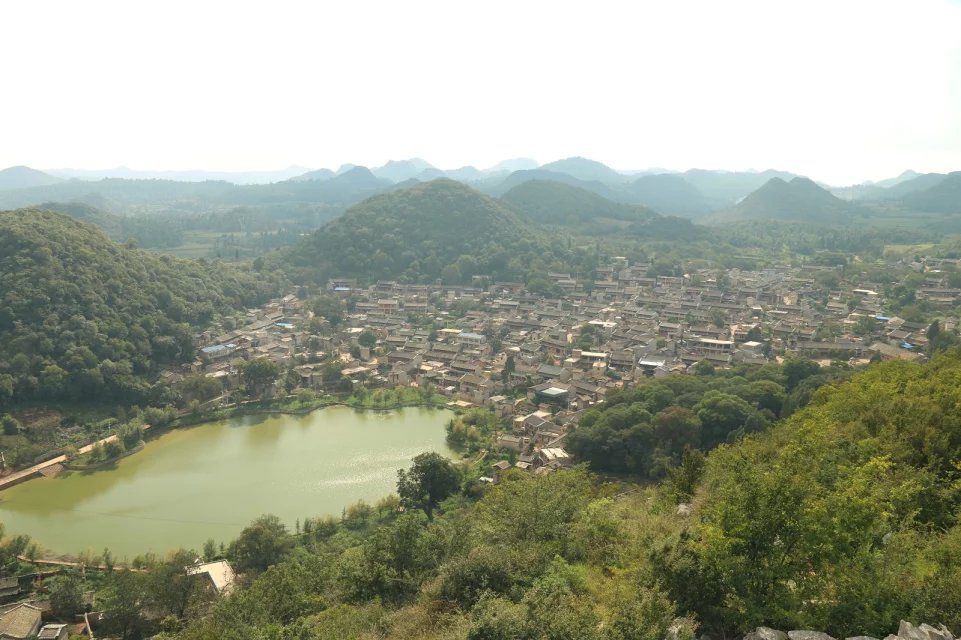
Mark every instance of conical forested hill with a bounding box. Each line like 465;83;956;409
280;179;566;285
711;176;869;224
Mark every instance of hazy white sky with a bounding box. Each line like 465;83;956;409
2;0;959;184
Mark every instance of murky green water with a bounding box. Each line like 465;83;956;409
0;406;452;559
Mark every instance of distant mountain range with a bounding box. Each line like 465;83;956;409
370;158;434;182
872;169;922;189
538;157;629;184
901;172;961;213
289;168;335;182
48;166;311;184
0;166;64;190
2;157;959;229
0;167;393;214
621;173;721;216
831;171;948;201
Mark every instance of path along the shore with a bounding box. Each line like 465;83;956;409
0;426;150;491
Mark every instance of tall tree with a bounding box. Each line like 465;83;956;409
240;357;281;397
229;514;293;573
397;452;460;520
146;549;209;619
99;570;149;640
48;571;85;619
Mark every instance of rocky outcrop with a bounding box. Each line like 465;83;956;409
744;628;788;640
886;622;955;640
734;622;955;640
789;632;836;640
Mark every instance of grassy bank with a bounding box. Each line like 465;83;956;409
169;386;449;430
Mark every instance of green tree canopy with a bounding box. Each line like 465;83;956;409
397;452;461;520
229;514;294;573
240;357;281;397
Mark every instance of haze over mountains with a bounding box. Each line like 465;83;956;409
0;165;64;190
1;157;959;231
708;177;871;225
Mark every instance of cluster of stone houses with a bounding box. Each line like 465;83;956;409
327;263;939;405
159;257;959;465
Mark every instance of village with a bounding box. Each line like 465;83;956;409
170;255;960;477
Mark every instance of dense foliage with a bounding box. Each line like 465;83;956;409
446;408;501;453
567;358;850;479
38;201;187;249
147;466;691;640
655;349;961;635
0;209;282;410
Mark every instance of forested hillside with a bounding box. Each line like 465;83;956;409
138;350;961;640
0;209;282;409
279;179;597;286
657;351;961;634
37;201;186;248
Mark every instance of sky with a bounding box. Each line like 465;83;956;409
1;0;960;185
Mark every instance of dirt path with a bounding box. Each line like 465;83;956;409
0;426;150;492
17;555;144;572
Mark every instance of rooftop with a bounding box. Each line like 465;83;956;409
186;559;237;595
0;603;42;639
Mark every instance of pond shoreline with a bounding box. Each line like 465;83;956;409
62;441;146;471
1;398;450;492
0;404;455;560
160;396;449;433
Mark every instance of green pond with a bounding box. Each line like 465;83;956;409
0;406;453;559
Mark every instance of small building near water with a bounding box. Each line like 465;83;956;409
185;559;237;596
